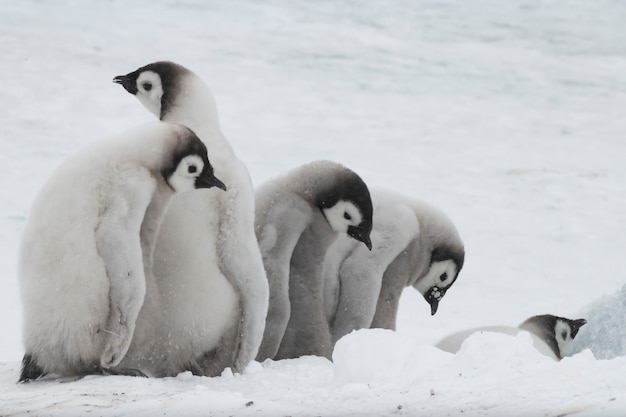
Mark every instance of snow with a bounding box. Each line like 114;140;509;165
2;0;626;415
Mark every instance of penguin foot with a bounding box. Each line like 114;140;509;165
18;353;45;383
93;365;148;378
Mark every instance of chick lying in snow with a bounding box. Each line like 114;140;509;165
435;314;587;360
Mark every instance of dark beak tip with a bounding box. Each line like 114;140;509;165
573;319;587;334
195;175;227;191
430;305;438;316
348;228;372;250
211;176;227;192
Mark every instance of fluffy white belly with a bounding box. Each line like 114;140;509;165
153;190;239;357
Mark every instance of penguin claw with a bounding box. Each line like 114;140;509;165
115;368;148;378
93;365;148;378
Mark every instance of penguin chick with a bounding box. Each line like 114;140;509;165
519;314;587;359
323;188;465;346
255;161;373;361
435;314;587;360
114;61;268;376
18;122;226;382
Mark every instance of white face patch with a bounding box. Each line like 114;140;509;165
135;71;164;117
554;319;573;357
412;259;458;296
322;200;363;233
167;155;205;193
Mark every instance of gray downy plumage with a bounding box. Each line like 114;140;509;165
435;314;587;360
255;161;373;361
519;314;587;359
323;188;465;346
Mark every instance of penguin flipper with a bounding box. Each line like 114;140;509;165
371;251;413;330
255;202;310;361
215;173;272;372
331;201;418;343
330;246;388;344
95;170;155;369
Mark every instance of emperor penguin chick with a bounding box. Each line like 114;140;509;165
323;188;465;346
255;161;373;361
18;122;226;382
114;61;268;376
435;314;587;360
519;314;587;359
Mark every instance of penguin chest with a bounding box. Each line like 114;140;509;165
153;190;239;350
529;333;560;360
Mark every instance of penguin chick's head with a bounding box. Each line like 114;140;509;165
519;314;587;359
163;127;227;193
114;61;189;119
413;245;465;316
316;171;373;250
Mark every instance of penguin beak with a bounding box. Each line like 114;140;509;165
195;174;227;191
424;286;446;315
569;318;587;338
113;74;138;95
347;226;372;250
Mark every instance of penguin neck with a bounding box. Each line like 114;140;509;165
404;238;431;288
162;78;235;162
289;213;339;292
306;212;340;255
412;199;464;261
519;321;561;359
140;184;175;271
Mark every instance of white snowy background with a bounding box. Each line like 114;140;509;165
1;0;626;415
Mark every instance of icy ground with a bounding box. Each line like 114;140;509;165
2;0;626;416
571;284;626;360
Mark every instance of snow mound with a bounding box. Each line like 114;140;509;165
448;330;556;378
570;284;626;359
332;328;556;389
332;328;451;387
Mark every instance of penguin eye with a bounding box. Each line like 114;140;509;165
188;165;198;174
561;330;567;340
439;272;448;282
142;82;153;92
343;212;352;221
